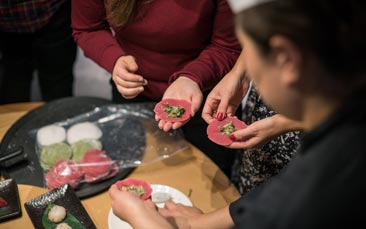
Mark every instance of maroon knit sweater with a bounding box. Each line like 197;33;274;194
72;0;241;100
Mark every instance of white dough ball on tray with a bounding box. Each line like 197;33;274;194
67;122;102;144
48;205;67;223
37;125;66;146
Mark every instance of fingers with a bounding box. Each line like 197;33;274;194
113;70;147;88
228;139;259;149
202;101;218;124
215;98;230;121
113;71;147;99
116;84;144;99
144;199;158;210
108;184;118;199
122;56;139;72
157;119;189;131
190;92;203;117
158;120;173;131
226;127;261;149
164;200;180;209
229;127;253;142
158;200;181;217
113;55;148;99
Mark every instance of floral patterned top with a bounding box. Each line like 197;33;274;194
232;86;301;195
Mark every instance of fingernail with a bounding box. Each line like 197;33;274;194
229;134;236;141
216;112;224;121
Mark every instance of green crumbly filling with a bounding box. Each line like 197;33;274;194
121;185;145;197
220;121;237;136
163;104;185;118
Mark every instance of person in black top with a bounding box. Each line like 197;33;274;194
108;0;366;228
0;0;76;104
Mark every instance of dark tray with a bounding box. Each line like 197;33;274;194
25;184;96;228
0;96;136;198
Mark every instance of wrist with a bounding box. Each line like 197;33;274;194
193;206;233;229
176;75;200;88
274;114;304;133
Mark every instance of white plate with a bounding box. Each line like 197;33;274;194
108;184;192;229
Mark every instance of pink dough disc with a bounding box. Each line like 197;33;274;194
207;116;247;146
81;150;113;175
115;178;152;200
154;99;191;122
45;160;83;190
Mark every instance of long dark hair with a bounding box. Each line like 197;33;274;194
107;0;142;27
237;0;366;79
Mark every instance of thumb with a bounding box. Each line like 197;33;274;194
190;92;203;117
231;126;254;141
123;56;138;72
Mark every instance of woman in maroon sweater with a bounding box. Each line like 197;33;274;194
72;0;240;102
71;0;241;176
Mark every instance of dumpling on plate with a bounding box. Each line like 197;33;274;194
66;122;102;144
37;125;66;146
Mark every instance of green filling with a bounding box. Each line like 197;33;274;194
163;104;185;118
121;185;146;197
220;121;237;136
40;143;72;171
71;139;102;163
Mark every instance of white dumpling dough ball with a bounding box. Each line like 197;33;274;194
67;122;102;144
55;223;72;229
48;205;67;223
37;125;66;146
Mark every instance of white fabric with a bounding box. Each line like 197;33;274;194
227;0;274;13
241;81;253;110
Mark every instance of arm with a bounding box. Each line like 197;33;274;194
157;0;241;131
168;0;242;92
159;201;234;229
71;0;125;73
72;0;147;99
202;51;250;124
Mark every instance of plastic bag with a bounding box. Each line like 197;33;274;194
31;103;189;190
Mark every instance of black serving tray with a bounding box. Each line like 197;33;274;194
0;96;136;198
25;184;96;228
0;179;21;222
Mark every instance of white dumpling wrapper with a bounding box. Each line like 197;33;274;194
67;122;102;144
37;125;66;146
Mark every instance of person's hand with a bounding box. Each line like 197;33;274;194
112;56;148;99
228;115;303;149
156;76;203;131
158;200;204;228
202;70;249;124
108;184;172;229
159;201;234;228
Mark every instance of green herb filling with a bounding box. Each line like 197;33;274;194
121;185;146;197
220;121;237;136
163;104;185;118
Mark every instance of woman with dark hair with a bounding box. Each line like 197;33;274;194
72;0;242;177
109;0;366;228
202;51;303;195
